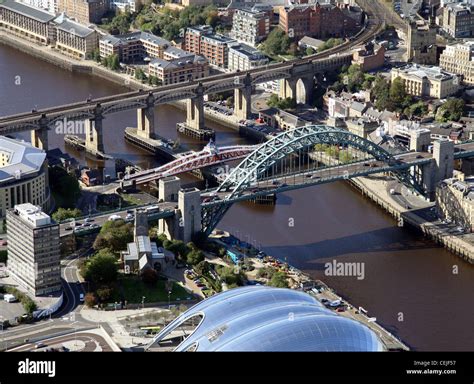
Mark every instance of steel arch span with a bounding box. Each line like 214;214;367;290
202;125;395;235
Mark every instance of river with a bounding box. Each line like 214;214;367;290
1;43;473;351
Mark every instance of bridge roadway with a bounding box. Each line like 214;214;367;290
58;201;176;237
201;141;474;205
0;3;383;133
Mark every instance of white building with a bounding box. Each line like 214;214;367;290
228;43;269;72
6;203;61;296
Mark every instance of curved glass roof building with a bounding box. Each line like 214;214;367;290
146;286;385;351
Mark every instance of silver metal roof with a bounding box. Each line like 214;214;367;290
148;286;384;351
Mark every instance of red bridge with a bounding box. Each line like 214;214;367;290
122;142;257;187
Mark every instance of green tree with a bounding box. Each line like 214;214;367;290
435;99;465;122
389;77;412;112
49;166;80;208
194;260;210;276
269;271;289;288
81;251;118;285
305;47;315;56
93;221;133;253
262;29;291;57
372;75;391;111
23;299;37;315
108;54;120;70
405;100;428;118
186;248;205;266
96;286;113;302
52;208;82;222
135;68;146;81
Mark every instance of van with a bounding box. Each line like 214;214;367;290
108;214;121;221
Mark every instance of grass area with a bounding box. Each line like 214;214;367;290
120;193;142;206
112;275;190;304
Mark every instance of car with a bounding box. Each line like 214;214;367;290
65;226;73;231
79;293;84;302
108;214;121;221
272;180;280;185
35;342;46;349
126;213;134;220
82;223;91;227
416;155;423;159
84;217;93;223
369;163;378;168
311;175;320;179
306;174;312;178
336;306;346;312
363;163;370;166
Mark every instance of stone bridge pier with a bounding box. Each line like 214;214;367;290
186;84;205;131
136;94;156;140
279;75;314;105
31;114;49;150
234;73;252;121
85;105;105;154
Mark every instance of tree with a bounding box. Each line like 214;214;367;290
405;100;428;118
52;208;82;222
389;77;412;112
306;47;315;56
372;75;391;111
269;271;289;288
81;251;118;285
141;268;159;286
164;240;189;262
436;99;465;122
96;286;113;302
262;29;290;57
194;260;210;276
93;221;133;253
318;38;343;52
135;68;146;81
186;248;205;266
49;166;80;208
84;293;97;308
23;299;37;315
108;54;120;70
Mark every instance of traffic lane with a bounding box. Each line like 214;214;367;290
59;202;177;236
10;333;113;352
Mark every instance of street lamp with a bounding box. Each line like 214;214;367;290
141;296;146;310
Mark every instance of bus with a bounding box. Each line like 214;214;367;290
145;205;160;215
140;326;161;336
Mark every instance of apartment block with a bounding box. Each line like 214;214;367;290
230;8;270;47
279;3;360;39
441;2;474;38
7;204;61;296
148;54;209;85
185;25;236;68
439;41;474;84
57;0;108;24
228;43;269;72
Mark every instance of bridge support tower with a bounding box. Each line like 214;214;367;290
31;114;49;150
422;139;454;200
234;73;252;121
279;75;314;105
137;94;156;140
85;105;105;154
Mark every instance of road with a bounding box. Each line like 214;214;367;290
9;332;114;352
59;201;177;237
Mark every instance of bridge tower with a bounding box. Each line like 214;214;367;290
136;93;156;140
158;176;180;202
422;139;454;200
186;83;205;131
85;104;105;154
178;188;201;243
234;73;252;120
31;114;49;150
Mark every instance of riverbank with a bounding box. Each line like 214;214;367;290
350;176;474;263
0;30;148;91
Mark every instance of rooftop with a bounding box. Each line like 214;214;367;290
0;0;55;23
393;64;457;82
148;286;385;352
14;203;51;227
55;17;95;38
0;136;46;185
